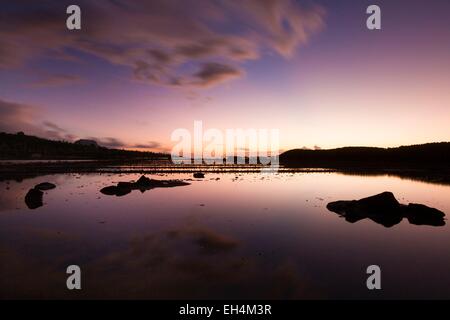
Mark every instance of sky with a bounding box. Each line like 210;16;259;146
0;0;449;153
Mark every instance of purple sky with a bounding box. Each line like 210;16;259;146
0;0;449;152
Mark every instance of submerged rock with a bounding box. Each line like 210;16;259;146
100;175;190;197
25;188;44;209
35;182;56;191
326;192;445;227
193;172;205;178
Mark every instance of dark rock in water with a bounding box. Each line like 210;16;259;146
26;184;56;208
327;192;445;227
136;175;152;186
117;182;134;189
35;182;56;191
25;188;44;209
114;186;132;197
193;172;205;178
100;175;190;196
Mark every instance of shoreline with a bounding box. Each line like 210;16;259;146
1;161;450;186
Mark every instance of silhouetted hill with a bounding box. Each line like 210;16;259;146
280;143;450;168
0;132;168;160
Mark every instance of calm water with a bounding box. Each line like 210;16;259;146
1;171;449;299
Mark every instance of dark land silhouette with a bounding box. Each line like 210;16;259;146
1;132;450;185
3;132;449;167
280;143;450;168
0;132;168;160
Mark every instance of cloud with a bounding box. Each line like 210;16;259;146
31;74;84;87
0;99;78;141
132;141;162;149
42;121;66;133
0;99;38;134
227;0;326;57
0;98;167;151
85;137;125;149
42;121;77;141
192;63;243;87
86;137;166;152
0;0;326;88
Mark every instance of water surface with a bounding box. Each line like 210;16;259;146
1;172;449;299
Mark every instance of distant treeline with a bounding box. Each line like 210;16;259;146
0;132;168;160
280;143;450;168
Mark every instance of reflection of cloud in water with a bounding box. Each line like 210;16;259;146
0;245;70;299
0;187;19;212
0;225;319;299
167;227;238;255
85;225;318;299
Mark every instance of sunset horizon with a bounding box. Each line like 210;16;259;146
1;0;449;154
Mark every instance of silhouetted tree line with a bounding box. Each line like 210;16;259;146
280;143;450;168
0;132;168;160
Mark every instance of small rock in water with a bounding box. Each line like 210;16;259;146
193;172;205;179
25;188;44;209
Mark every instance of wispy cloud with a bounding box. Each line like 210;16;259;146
132;141;162;149
191;63;243;87
0;0;326;88
0;99;75;141
0;99;39;134
30;74;84;87
0;97;169;151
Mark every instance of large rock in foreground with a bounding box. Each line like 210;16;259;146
327;192;445;227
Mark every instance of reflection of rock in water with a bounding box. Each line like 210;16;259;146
100;175;190;197
327;192;445;227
